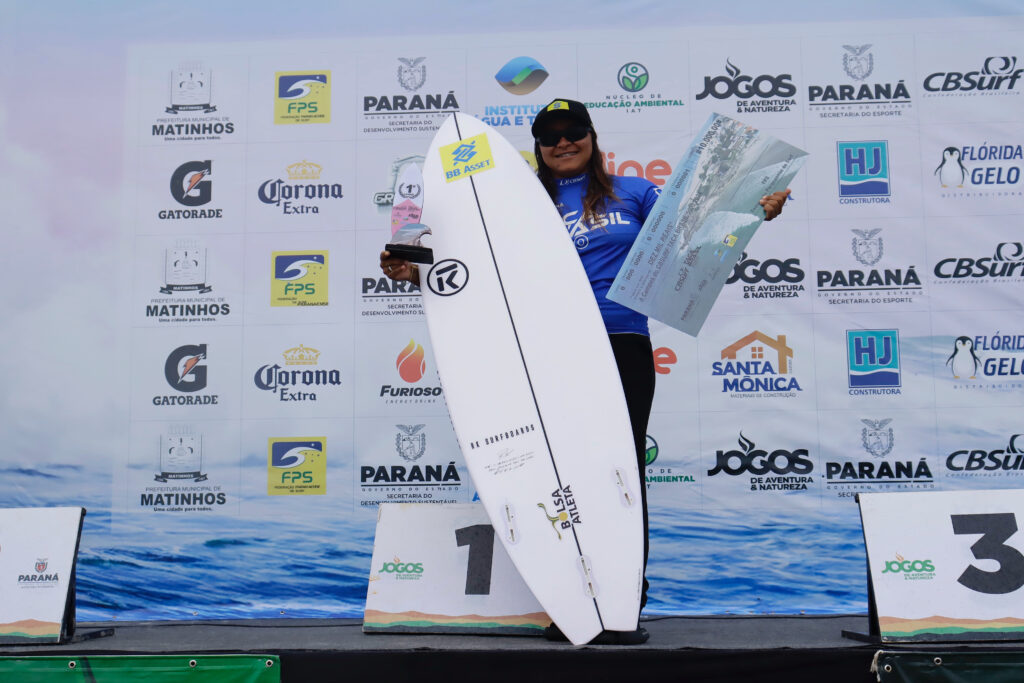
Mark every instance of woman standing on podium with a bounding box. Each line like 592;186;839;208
380;99;789;643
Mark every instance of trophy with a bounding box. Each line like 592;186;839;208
384;162;433;264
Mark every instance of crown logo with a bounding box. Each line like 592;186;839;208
283;344;321;365
286;160;323;180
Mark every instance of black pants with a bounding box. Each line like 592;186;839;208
608;333;656;609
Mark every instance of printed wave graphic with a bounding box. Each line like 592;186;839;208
494;57;548;95
839;180;889;197
849;370;900;387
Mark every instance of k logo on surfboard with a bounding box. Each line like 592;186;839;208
427;259;468;296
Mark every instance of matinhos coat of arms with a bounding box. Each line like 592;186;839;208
851;229;883;266
397;57;426;92
842;44;874;81
861;419;894;458
395;424;426;462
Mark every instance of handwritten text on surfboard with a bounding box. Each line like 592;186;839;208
440;134;496;183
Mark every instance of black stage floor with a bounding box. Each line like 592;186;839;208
1;615;1016;682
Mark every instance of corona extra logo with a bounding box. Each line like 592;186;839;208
283;344;321;365
286;160;323;180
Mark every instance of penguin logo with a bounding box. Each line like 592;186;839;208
935;147;967;188
946;336;981;380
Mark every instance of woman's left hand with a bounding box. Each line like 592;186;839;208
760;189;791;221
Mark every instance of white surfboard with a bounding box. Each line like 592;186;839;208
418;113;643;645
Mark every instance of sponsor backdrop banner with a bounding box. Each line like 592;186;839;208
0;6;1022;620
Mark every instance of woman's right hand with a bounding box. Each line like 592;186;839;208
379;250;420;285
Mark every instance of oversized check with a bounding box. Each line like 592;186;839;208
608;113;808;336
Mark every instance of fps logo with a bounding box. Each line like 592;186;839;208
847;330;902;394
837;141;891;202
268;438;326;496
271;251;328;307
494;56;549;95
275;72;330;124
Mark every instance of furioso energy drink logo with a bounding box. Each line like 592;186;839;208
440;134;495;183
847;330;901;394
494;56;548;95
380;340;442;406
272;251;328;306
268;438;325;495
837;141;891;202
275;72;330;124
396;339;425;382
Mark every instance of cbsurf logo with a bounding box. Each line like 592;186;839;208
837;141;891;203
268;438;326;496
275;72;330;124
946;434;1024;475
932;242;1024;284
923;56;1023;97
846;330;901;394
695;59;797;113
494;56;548;95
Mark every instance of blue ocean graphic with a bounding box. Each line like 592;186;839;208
849;369;901;387
1;462;869;620
839;179;890;197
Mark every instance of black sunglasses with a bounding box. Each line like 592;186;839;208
536;125;591;147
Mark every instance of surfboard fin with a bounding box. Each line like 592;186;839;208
503;502;519;544
578;555;599;598
614;468;636;507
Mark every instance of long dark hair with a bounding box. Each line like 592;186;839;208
535;128;619;225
